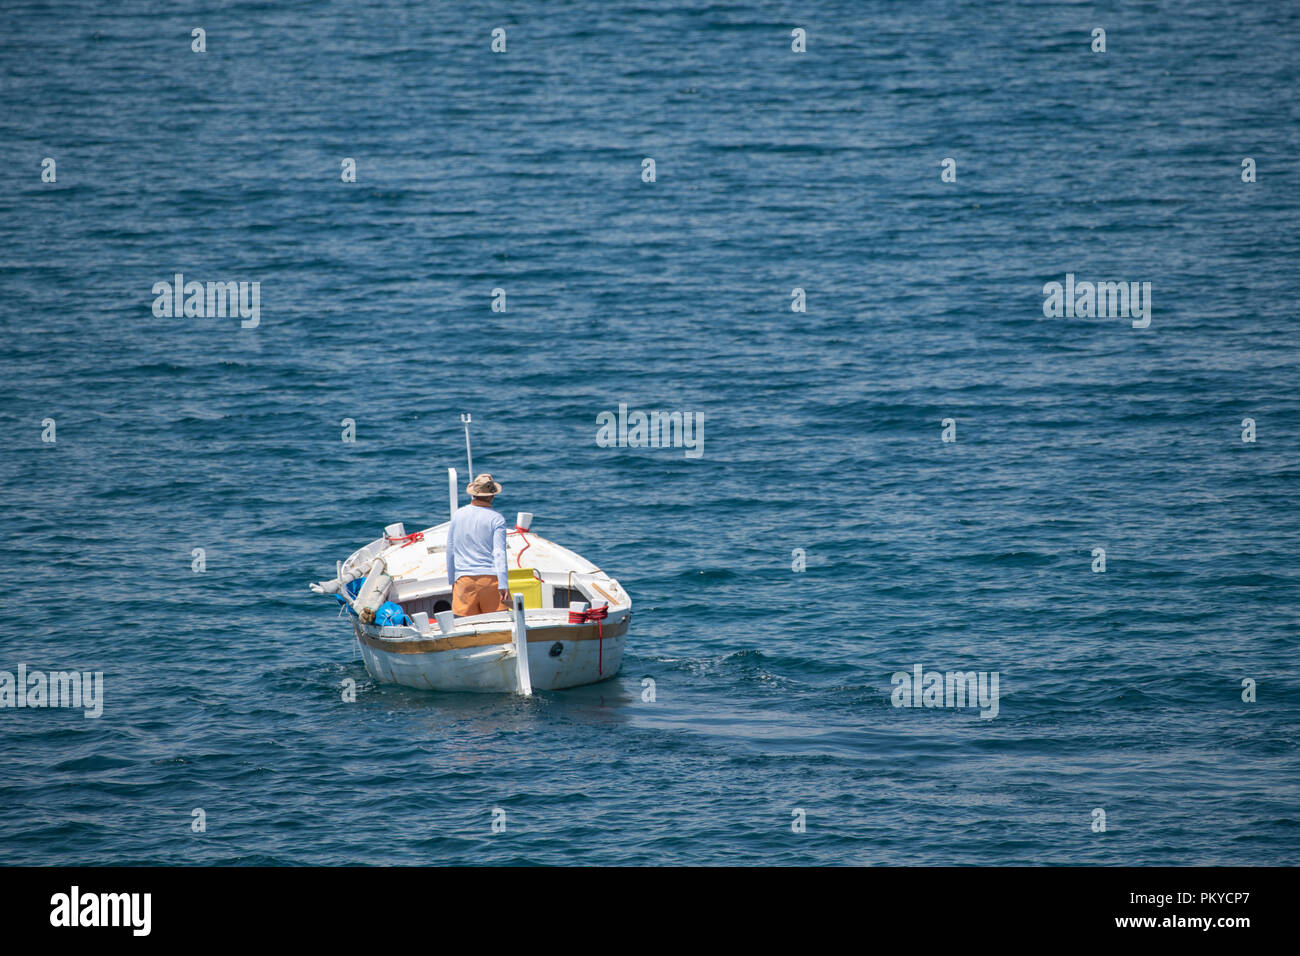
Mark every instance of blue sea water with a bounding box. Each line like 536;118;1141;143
1;0;1298;865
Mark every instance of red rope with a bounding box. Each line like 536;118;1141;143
508;526;532;567
569;604;610;675
386;531;425;547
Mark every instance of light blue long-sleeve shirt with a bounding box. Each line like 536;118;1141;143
445;503;508;588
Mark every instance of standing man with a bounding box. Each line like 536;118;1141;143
445;473;510;617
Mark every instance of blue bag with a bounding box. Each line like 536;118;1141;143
373;601;413;627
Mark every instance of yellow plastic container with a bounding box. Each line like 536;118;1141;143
508;568;543;610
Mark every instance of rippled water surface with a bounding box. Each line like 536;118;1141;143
1;0;1298;864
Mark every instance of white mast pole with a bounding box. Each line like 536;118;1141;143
461;413;473;478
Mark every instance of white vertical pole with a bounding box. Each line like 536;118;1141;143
448;467;458;519
512;593;532;696
461;413;473;478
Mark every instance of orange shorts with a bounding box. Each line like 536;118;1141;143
452;574;509;617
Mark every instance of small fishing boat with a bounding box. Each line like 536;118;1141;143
308;466;631;695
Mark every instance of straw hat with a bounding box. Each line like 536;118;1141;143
466;473;502;497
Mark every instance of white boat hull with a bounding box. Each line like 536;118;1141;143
354;613;629;693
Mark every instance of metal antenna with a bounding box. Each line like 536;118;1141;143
461;413;473;477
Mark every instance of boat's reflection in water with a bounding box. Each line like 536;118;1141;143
357;672;638;756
